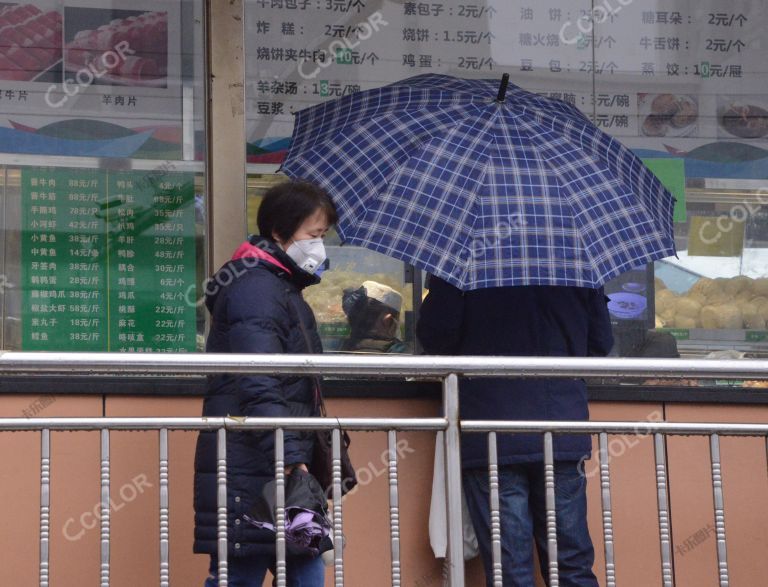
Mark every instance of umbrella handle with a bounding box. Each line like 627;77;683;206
496;73;510;103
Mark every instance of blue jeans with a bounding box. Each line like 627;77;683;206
463;461;598;587
204;554;325;587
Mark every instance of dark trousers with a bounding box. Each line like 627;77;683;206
204;553;325;587
463;461;599;587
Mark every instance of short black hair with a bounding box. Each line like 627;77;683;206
257;180;338;242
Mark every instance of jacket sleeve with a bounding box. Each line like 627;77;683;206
587;287;615;357
416;275;464;355
225;273;308;465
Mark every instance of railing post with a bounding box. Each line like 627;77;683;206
710;434;729;586
40;429;50;587
100;429;110;587
443;373;465;587
275;428;287;587
488;432;502;586
654;433;673;587
543;432;559;587
332;427;345;586
216;427;228;587
388;430;402;586
599;432;616;587
159;428;170;587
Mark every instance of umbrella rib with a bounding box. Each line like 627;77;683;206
493;108;598;286
505;110;672;283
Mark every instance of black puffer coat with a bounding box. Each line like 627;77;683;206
417;276;614;469
193;236;323;557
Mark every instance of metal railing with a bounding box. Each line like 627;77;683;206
1;352;767;587
463;419;768;587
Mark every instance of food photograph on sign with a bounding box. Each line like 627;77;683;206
638;92;699;138
0;1;63;82
64;6;167;88
717;95;768;140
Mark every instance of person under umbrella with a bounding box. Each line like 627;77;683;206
280;72;662;585
418;274;614;586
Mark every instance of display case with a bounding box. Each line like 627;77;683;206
651;181;768;359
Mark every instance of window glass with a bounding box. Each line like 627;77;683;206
0;0;206;351
245;0;768;368
592;2;768;363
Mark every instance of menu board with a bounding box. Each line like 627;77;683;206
20;166;197;351
245;0;768;178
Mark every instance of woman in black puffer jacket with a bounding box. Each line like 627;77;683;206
194;181;337;586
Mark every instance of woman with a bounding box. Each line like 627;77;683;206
194;180;337;586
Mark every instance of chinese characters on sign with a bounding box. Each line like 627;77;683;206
21;167;197;352
245;0;766;159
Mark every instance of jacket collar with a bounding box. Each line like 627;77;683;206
236;235;320;290
230;239;292;273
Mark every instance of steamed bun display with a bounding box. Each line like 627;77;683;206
656;275;768;329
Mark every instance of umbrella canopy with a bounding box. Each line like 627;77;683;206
245;469;332;558
281;73;676;290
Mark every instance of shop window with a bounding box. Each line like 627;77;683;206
0;0;207;352
244;0;768;373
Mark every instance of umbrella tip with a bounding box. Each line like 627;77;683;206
496;73;510;103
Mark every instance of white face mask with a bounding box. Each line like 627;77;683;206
285;237;327;274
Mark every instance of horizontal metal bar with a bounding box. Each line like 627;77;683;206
0;417;447;431
1;417;767;436
0;352;767;380
461;421;768;435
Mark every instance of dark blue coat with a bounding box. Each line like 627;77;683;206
416;277;614;469
193;236;322;557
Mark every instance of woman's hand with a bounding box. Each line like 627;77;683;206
285;463;308;475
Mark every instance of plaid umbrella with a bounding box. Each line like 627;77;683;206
281;73;676;290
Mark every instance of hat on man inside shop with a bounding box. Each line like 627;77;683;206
342;280;403;319
360;280;402;313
